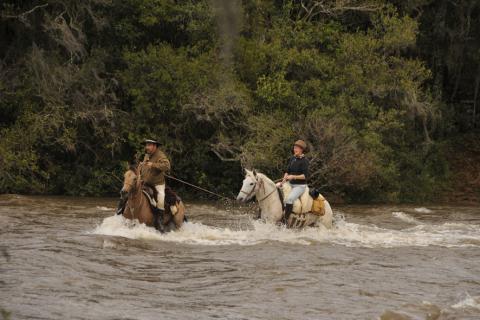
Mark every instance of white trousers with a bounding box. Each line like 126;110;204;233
285;184;307;204
154;184;165;210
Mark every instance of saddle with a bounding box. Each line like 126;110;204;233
280;183;325;216
142;184;182;216
142;184;158;207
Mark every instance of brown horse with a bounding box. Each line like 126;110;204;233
120;166;186;232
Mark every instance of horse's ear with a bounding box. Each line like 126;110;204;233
244;168;251;175
253;169;257;177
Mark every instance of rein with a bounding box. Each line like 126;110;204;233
256;186;277;202
165;174;232;201
256;177;278;202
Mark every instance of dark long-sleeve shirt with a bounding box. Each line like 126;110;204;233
286;155;309;185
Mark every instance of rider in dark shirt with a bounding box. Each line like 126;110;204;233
286;154;309;185
278;140;309;223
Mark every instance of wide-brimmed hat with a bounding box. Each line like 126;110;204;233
144;139;160;145
294;139;308;152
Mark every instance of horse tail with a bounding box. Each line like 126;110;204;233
320;200;333;229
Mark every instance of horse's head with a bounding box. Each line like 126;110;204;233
236;169;259;202
120;168;137;199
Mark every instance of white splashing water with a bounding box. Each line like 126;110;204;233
414;207;433;213
90;214;480;248
451;294;480;310
96;206;114;211
392;211;422;224
91;215;316;245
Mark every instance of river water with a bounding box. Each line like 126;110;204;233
1;194;479;320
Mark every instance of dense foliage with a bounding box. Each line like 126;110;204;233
1;0;478;202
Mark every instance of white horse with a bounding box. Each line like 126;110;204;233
236;169;333;229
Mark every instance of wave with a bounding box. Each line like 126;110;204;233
392;211;422;224
451;294;480;310
414;207;433;213
96;206;115;211
90;214;480;248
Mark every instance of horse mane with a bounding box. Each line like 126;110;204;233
256;172;276;188
128;162;137;173
245;170;276;188
246;169;272;182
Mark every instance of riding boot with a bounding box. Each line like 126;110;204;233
284;203;293;225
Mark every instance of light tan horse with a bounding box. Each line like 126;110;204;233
120;166;186;232
236;169;333;229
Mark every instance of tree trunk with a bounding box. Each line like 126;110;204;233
474;63;480;128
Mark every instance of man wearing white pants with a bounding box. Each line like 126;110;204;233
154;183;166;210
141;139;171;212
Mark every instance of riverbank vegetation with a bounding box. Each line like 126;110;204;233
1;0;479;203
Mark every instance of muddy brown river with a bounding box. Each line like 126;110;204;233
0;194;479;319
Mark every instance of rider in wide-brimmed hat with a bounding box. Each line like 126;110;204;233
277;139;309;223
141;138;171;214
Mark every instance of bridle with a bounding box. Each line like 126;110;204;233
125;172;141;219
241;175;277;203
123;169;138;194
123;181;135;193
240;178;258;200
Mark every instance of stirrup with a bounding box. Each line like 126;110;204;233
153;207;164;216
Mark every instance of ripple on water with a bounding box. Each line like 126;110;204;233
2;196;480;320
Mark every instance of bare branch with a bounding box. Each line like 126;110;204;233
1;3;49;21
211;143;241;162
296;0;381;21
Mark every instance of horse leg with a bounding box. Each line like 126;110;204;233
254;208;262;220
123;206;132;219
284;203;293;224
163;205;178;232
173;202;186;228
286;215;294;228
153;208;165;233
163;220;176;233
287;214;305;229
298;215;307;228
116;195;128;215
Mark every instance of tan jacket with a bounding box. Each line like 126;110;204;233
140;148;170;186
